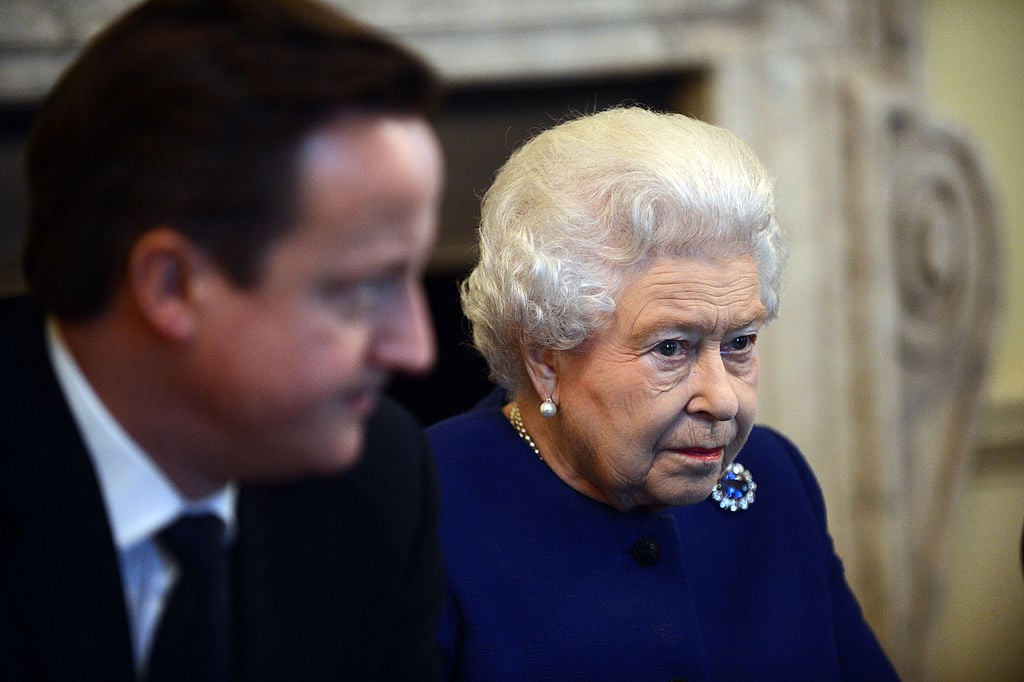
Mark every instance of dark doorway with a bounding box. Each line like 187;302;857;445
387;70;707;426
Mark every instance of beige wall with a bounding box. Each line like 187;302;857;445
923;1;1024;678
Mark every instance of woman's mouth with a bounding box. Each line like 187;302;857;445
671;447;723;462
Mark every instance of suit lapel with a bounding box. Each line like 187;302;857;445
0;301;135;681
231;481;356;681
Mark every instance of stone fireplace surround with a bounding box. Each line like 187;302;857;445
0;1;1001;679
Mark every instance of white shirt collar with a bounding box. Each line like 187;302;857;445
46;318;235;550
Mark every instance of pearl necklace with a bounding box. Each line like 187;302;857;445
508;403;544;461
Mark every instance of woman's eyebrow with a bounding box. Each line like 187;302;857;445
629;304;766;342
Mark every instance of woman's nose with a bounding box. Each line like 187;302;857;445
685;349;740;422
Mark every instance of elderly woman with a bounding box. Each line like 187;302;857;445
428;107;899;681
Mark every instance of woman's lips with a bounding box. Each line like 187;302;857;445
671;447;723;461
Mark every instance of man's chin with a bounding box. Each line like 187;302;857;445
275;429;369;481
316;426;367;474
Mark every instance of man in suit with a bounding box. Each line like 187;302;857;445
0;0;445;679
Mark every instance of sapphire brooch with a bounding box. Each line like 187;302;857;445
711;462;756;512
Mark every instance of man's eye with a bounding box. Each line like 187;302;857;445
723;334;757;353
322;276;395;312
655;340;684;357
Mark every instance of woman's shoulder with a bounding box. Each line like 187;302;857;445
428;404;503;440
427;387;508;446
734;424;830;526
426;400;518;467
426;398;556;522
742;423;799;455
742;426;821;486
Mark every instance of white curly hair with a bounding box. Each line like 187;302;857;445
461;106;786;392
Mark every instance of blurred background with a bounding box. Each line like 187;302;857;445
919;2;1023;679
0;0;1020;679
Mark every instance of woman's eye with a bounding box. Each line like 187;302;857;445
655;340;684;357
723;334;756;353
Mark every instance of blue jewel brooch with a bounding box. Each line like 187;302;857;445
711;462;756;512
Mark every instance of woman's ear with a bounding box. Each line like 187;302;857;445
522;342;560;403
127;228;208;343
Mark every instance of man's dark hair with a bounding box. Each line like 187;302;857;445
22;0;440;320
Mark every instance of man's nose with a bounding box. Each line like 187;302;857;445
371;279;436;376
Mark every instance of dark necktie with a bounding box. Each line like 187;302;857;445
146;513;232;682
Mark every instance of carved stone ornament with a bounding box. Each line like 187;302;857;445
840;72;999;675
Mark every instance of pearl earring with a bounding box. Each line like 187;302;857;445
539;397;557;419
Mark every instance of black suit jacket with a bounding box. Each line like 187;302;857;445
0;297;444;681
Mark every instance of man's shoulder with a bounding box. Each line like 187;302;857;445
242;395;432;508
366;395;423;447
235;395;436;564
0;296;61;433
0;295;40;345
358;395;431;479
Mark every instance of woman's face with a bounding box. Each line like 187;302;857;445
547;255;765;511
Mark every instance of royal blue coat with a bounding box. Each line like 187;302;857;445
428;399;900;681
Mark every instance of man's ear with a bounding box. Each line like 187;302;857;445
522;342;560;403
127;228;209;343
